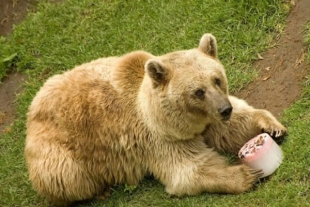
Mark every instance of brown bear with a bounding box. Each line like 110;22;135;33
25;33;286;206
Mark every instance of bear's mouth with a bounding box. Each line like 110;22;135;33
221;114;231;121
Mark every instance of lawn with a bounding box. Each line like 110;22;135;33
1;0;309;206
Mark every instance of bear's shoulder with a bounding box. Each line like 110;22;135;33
111;51;153;93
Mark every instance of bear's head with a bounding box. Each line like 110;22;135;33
139;34;232;141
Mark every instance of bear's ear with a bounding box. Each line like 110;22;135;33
145;59;170;86
198;33;217;58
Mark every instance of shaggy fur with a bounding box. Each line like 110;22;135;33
25;34;286;206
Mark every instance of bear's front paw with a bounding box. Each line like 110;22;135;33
230;165;263;194
223;165;263;194
256;111;287;138
259;120;286;138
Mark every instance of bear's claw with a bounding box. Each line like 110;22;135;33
262;127;286;138
257;113;287;138
250;168;264;179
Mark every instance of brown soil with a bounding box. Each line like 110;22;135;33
0;0;309;134
0;0;36;36
0;72;26;133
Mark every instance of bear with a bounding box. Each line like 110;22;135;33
25;33;286;206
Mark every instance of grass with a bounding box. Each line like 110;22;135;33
1;0;309;206
0;0;289;90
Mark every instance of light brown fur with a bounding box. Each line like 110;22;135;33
25;34;286;206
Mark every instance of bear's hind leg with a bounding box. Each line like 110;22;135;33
26;142;102;206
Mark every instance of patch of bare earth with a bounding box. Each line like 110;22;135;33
0;0;36;36
0;0;33;134
0;72;26;133
0;0;309;136
234;0;310;119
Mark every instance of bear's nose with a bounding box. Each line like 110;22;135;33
218;105;233;120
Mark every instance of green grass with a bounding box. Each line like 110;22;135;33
0;0;289;89
2;0;310;206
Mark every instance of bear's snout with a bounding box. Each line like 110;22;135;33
218;104;233;120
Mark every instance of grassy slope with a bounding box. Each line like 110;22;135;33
2;0;309;206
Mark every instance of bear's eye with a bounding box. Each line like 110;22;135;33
215;78;221;86
195;89;205;98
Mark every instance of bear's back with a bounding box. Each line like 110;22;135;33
27;52;152;148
